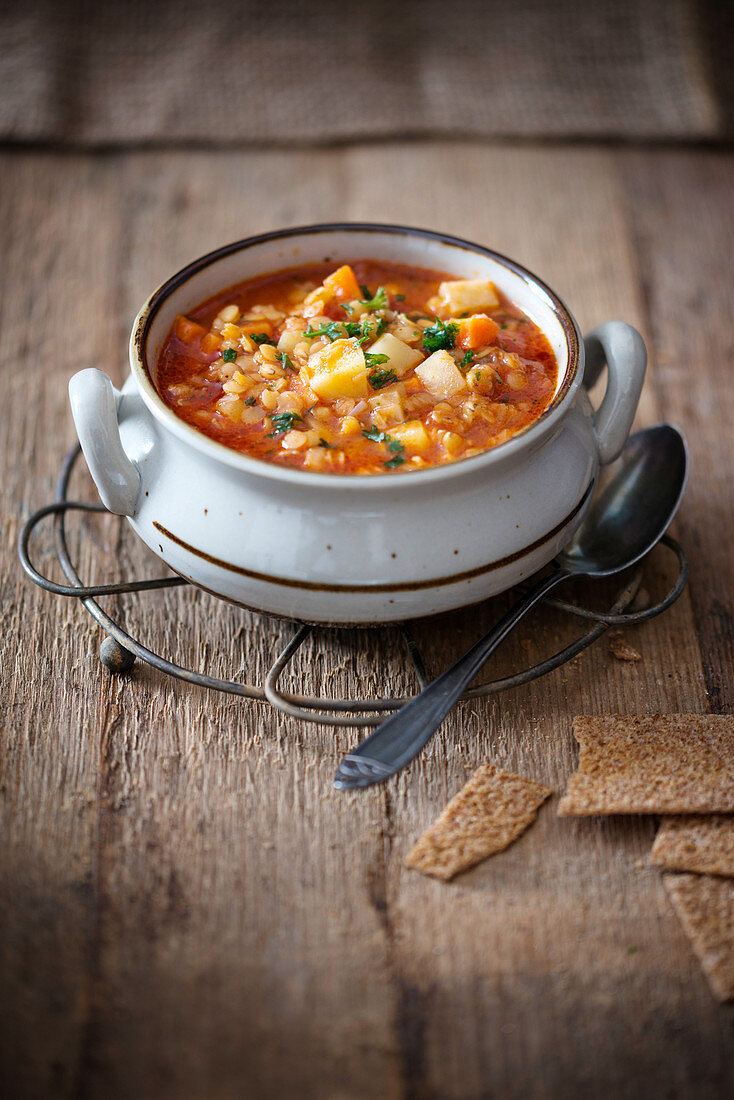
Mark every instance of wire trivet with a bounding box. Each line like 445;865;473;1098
19;446;689;727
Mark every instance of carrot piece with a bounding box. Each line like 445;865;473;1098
201;332;222;355
457;314;500;350
323;264;362;301
240;320;273;339
175;314;207;342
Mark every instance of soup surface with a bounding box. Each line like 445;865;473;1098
156;260;559;474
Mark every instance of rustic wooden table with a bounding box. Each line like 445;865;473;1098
2;143;733;1099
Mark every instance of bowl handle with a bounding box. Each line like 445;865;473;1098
583;322;647;464
68;368;141;515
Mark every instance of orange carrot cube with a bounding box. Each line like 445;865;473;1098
457;314;500;350
175;314;206;343
241;321;273;339
201;332;222;355
323;264;362;301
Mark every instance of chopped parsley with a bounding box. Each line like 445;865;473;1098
278;351;295;372
244;396;256;406
250;332;277;346
266;412;304;436
422;317;458;352
365;352;389;369
362;426;388;443
303;321;346;341
222;347;237;363
368;367;398;390
362;426;406;468
358;285;388;312
460;350;475;369
318;438;332;449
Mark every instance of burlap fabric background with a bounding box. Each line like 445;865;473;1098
0;0;731;145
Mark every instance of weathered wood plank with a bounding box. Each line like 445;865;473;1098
0;145;732;1100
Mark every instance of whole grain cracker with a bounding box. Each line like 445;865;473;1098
405;764;552;882
651;816;734;877
664;873;734;1001
558;715;734;816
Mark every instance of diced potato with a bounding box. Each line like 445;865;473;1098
323;264;362;301
368;388;405;429
415;350;469;399
308;338;368;401
457;314;500;350
438;279;499;313
391;420;430;453
366;333;423;377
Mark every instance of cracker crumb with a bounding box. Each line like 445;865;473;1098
558;715;734;816
664;873;734;1001
608;630;642;662
405;764;552;881
651;815;734;877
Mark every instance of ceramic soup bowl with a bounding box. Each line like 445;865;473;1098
69;223;646;624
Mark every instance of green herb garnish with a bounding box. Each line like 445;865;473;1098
358;285;388;312
222;347;237;363
250;332;276;346
278;351;295;372
245;396;256;406
422;317;458;352
365;353;389;369
266;412;304;436
368;367;398;390
303;321;346;341
318;438;332;449
362;426;387;443
460;350;475;369
362;426;405;467
383;454;406;469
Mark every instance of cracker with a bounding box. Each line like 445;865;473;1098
664;873;734;1001
558;715;734;816
404;764;552;881
651;816;734;877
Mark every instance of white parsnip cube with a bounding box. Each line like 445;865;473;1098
366;333;423;377
391;420;430;452
415;350;469;399
307;338;368;401
438;279;499;313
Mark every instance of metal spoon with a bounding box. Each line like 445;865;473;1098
334;424;688;790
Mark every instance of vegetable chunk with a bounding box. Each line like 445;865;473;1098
323;264;362;301
458;314;500;350
308;338;368;400
415;350;469;399
366;332;423;377
438;279;499;313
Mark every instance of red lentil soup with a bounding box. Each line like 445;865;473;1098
156;260;558;475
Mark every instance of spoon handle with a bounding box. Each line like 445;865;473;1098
334;568;569;790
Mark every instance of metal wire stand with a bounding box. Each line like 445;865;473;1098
19;446;689;728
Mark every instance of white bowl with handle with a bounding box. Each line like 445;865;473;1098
68;223;646;624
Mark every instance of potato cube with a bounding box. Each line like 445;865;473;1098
415;350;469;399
366;333;423;377
308;338;368;401
438;279;500;313
391;420;430;453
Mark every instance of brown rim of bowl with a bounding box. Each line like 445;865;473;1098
132;222;583;488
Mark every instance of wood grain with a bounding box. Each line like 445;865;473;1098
1;145;732;1100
